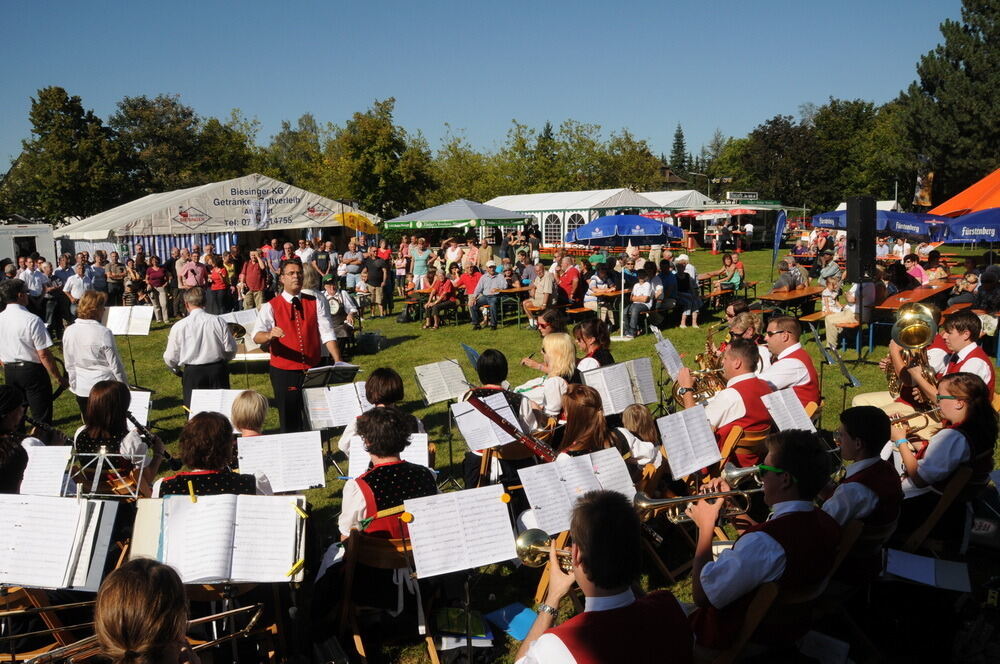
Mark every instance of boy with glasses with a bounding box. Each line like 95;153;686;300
758;316;820;408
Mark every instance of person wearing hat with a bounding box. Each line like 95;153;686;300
322;273;358;340
817;249;842;285
470;260;507;330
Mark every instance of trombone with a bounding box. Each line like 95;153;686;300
516;529;574;573
634;488;763;524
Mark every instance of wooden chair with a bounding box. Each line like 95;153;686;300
337;531;439;664
718;426;771;470
476;441;535;488
902;465;973;554
694;583;779;664
991;392;1000;413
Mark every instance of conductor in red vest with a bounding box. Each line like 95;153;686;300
252;259;341;432
675;337;774;467
515;490;693;664
758;316;820;408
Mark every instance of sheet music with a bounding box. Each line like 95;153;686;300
324;382;369;427
230;495;301;582
451;393;523;450
581;363;635;415
516;463;573;534
0;495;84;588
220;309;260;351
304;387;334;429
761;388;817;432
163;495;238;583
346;433;432;478
189;389;245;431
19;445;72;496
355;381;373;411
127;390;152;430
627;357;658;405
69;502;102;587
405;485;516;578
415;360;467;404
657;406;721;478
103;306;154;335
237;431;326;493
589;447;636;500
556;455;604;498
655;338;685;381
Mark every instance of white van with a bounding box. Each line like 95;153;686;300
0;224;56;265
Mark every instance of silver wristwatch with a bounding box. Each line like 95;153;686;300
536;602;558;617
677;387;693;396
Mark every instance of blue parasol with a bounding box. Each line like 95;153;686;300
565;214;683;246
940;207;1000;244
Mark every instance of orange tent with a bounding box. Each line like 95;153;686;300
929;167;1000;217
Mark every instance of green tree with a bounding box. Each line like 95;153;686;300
740;115;818;206
109;94;202;193
809;98;879;208
427;126;498;205
899;0;1000;201
555;120;604;190
0;86;126;221
601;129;662;190
669;124;687;173
262;113;326;192
194;109;259;184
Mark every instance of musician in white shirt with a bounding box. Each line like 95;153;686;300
62;291;127;415
163;287;236;407
321;274;358;339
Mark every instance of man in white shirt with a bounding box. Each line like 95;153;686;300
295;238;315;265
875;237;890;258
321;274;358;339
0;279;68;424
623;269;653;339
163;287;237;407
758;316;821;408
523;263;555;328
892;237;911;258
18;256;47;316
823;280;877;349
63;263;93;317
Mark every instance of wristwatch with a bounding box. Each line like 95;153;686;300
536;603;558;617
677;387;694;396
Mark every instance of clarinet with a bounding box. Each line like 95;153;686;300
467;394;557;462
22;415;71;445
126;412;183;471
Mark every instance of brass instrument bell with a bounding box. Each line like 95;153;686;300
516;528;574;572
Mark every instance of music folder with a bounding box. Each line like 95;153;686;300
302;362;361;388
414;360;469;405
580;357;657;415
102;306;154;336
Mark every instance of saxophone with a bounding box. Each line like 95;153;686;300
672;323;728;404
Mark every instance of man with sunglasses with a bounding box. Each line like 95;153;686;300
758;317;820;408
687;430;841;651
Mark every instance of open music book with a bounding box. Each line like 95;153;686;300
654;338;685;381
517;448;636;535
0;495;118;591
451;392;525;450
102;306;154;335
302;382;371;430
415;360;469;404
127;390;152;430
19;445;72;496
219;309;260;351
656;405;721;478
237;431;326;493
189;389;246;432
580;357;657;414
346;433;430;478
761;388;817;432
404;484;517;578
132;495;307;584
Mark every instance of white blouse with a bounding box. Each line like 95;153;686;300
63;319;128;397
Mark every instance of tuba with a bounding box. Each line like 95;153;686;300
887;303;939;412
672;323;728;404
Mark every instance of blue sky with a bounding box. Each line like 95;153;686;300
1;0;962;169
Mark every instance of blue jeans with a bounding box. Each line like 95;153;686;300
345;272;361;289
471;294;499;326
625;303;648;336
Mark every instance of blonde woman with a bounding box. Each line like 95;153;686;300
619;404;663;468
231;390;269;437
62;290;128;414
520;332;579;423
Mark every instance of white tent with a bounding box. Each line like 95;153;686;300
834;200;899;212
639;190;714;208
485;188;661;246
56;173;379;240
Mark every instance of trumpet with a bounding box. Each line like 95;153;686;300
516;529;574;573
720;462;763;488
634;488;763;524
889;407;942;433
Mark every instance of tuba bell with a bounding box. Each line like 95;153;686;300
672;324;728;404
886;302;939;409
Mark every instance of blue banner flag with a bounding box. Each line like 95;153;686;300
771;211;787;267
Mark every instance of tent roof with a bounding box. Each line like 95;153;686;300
385;199;526;226
639;190;714;208
56;173;379;240
929;168;1000;217
834;200;900;212
484;188;660;213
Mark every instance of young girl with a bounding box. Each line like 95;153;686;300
619;404;663;468
821;276;843;313
394;252;408;297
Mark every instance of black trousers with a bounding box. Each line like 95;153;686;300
5;362;53;424
270;365;306;433
182;361;230;408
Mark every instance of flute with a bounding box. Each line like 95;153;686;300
126;412;183;471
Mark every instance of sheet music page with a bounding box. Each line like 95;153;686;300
655;338;685;381
189;389;243;424
761;389;817;432
324;383;364;427
124;306;154;335
354;381;373;411
628;357;658;405
589;448;636;500
415;362;452;405
440;360;470;401
556;454;604;498
402;433;430;468
20;445;72;496
127;390;152;430
405;485;516;578
69;501;102;587
303;387;334;429
347;434;430;478
230;495;300;582
481;392;525;433
0;495;83;588
516;463;573;535
163;495;237;583
102;307;130;335
580;368;613;414
657;405;721;478
584;363;635;414
237;431;325;493
451;401;507;450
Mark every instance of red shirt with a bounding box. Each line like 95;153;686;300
240;259;267;291
431;279;456;302
209;267;228;290
558;266;580;300
458;272;482;294
377;248;392;261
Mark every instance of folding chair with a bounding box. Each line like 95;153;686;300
902;466;973;554
718;426;771;471
694;583;779;664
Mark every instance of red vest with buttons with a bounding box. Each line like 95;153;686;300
781;347;820;408
691;508;841;650
550;591;693;664
715;376;774;467
939;344;995;393
841;459;903;527
268;294;320;371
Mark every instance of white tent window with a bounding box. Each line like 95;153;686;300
567;213;585;235
543;214;562;245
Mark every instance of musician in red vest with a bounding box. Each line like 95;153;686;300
820;406;902;579
516;490;692;664
675;338;773;467
687;430;841;652
758;316;820;408
252;259;341;432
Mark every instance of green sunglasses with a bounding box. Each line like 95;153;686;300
758;464;797;482
935;395;960;402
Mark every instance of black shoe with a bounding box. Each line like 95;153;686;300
472;324;481;330
489;324;497;330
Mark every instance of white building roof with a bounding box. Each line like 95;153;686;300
639;190;714;208
485;188;660;213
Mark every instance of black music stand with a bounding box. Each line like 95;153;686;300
303;363;360;388
809;323;836;409
415;380;464;493
827;346;862;413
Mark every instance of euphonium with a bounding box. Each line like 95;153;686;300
516;528;574;572
226;322;247;341
886;303;940;406
671;369;725;405
634;488;763;524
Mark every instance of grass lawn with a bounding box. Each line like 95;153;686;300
24;244;997;663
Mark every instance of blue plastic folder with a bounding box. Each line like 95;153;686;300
484;602;537;641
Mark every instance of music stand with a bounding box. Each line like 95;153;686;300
809;323;836;408
303;364;360;388
67;448;147;499
461;343;480;371
827;346;863;413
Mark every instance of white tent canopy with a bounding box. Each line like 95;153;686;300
56;173;379;240
638;190;714;208
486;187;660;213
834;200;900;212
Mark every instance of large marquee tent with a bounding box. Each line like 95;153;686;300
383;198;526;230
929;168;1000;217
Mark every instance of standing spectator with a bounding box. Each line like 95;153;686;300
409;237;433;287
557;256;581;305
674;254;701;328
39;261;67;340
206;256;230;314
18;256;47;316
443;237;464;268
200;243;216;266
462;237;479;269
398;235;410;270
106;251;126;306
90;252;108;294
363;245;389;318
239;249;268;310
312;240;335;279
170;248;188;317
179;250;208;293
264;238;284;280
62;290;128;414
295;238;315;265
393;250;408;298
341;239;365;289
64;263;93;317
376;238;392;261
164;247;180;316
145;255;170;322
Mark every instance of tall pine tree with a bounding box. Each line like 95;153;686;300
669;124;687;173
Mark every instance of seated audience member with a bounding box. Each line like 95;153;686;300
422;268;456;329
338;407;437;539
723;298;750;325
623;267;654;339
618;403;663;469
886;261;919;293
523;262;556;328
903;253;927;284
582;263;616;325
470;260;507;330
758;316;820;408
890;372;997;543
556;256;581;305
687;430;841;651
95;559;193;664
154;411;268;497
823;278;878;350
457;262;482;308
724;312;771;373
515;490;693;664
573;318;614;371
948;272;979;307
923;250;948;281
337;367;424;455
769;261;798;293
974;269;1000;313
231;389;269;437
820;406;902;579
